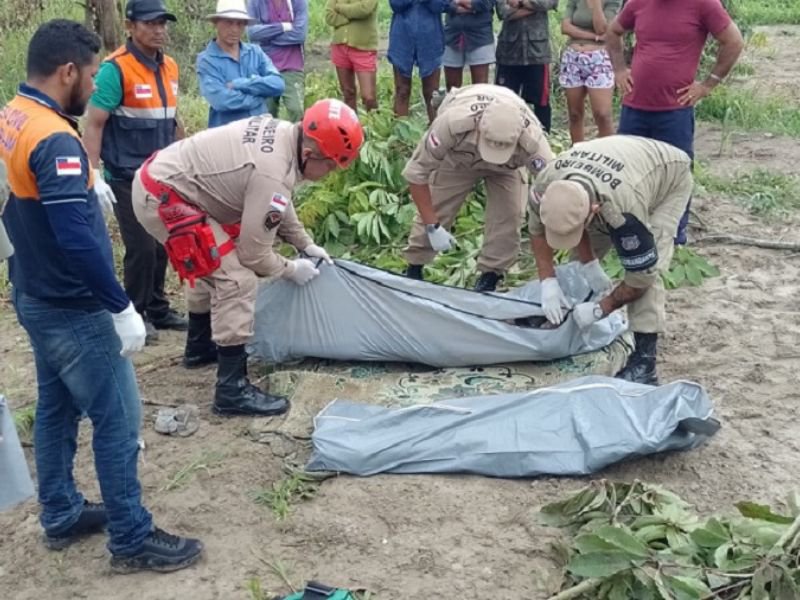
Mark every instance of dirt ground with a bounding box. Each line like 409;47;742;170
2;25;800;600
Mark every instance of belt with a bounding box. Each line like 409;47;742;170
139;153;238;255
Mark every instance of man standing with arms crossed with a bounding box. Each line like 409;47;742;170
605;0;743;244
0;19;202;573
84;0;188;343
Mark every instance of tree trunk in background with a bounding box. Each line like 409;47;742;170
85;0;121;52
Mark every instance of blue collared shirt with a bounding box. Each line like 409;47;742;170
197;40;285;128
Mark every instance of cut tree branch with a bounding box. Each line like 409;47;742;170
695;234;800;251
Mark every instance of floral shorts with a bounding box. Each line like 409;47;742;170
558;47;614;89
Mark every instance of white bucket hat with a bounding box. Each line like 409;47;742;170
206;0;255;22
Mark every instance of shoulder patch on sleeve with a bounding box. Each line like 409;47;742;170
55;156;82;176
270;193;288;213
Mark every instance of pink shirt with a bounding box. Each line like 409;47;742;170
618;0;732;111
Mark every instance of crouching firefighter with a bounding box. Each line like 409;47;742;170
528;135;693;385
132;99;364;416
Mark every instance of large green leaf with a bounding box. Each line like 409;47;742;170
593;526;651;558
735;502;795;524
567;551;642;578
663;575;712;600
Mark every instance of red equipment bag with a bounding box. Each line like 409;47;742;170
140;154;236;287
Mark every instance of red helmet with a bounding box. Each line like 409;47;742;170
302;99;364;168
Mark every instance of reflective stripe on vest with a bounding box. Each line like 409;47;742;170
100;42;179;179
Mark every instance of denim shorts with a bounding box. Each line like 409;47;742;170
558;46;614;89
443;42;495;68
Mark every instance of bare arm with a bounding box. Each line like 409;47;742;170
605;16;627;72
509;7;534;19
598;281;647;315
677;22;745;106
83;106;111;169
531;235;557;280
409;183;439;225
706;22;745;85
575;231;596;263
606;17;633;94
561;18;602;41
175;116;186;141
588;0;608;35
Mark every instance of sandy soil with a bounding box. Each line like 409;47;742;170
1;24;800;600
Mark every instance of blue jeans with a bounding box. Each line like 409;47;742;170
618;106;695;244
12;289;152;556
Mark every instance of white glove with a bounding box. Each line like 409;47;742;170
303;244;333;265
281;22;293;32
581;258;613;296
541;277;569;325
93;170;116;215
111;302;146;357
426;223;456;252
286;258;320;285
573;302;603;330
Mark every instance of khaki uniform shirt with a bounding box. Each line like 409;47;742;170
529;135;692;285
403;84;554;185
147;115;313;278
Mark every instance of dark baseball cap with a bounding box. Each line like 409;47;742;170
125;0;177;22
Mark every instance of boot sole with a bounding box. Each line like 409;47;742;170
44;531;102;551
212;403;290;417
110;549;202;574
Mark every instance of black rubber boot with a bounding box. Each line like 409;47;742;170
615;332;659;385
405;264;424;280
182;312;218;369
474;271;502;292
110;527;203;574
213;345;290;417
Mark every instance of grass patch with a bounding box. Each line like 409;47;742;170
252;471;320;520
695;167;800;216
731;0;800;26
13;403;35;441
695;86;800;137
161;449;225;492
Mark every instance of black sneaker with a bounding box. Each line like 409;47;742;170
149;309;189;332
44;500;108;550
110;527;204;574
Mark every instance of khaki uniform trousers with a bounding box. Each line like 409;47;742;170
404;167;528;273
131;175;258;347
582;165;693;334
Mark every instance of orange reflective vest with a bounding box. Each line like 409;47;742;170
100;40;179;180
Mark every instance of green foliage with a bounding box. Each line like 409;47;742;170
541;480;800;600
252;471;319;520
727;0;800;26
695;167;800;217
12;404;35;441
602;246;720;291
695;86;800;138
161;450;225;492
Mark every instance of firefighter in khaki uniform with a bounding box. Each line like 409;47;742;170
528;135;693;385
403;83;554;292
132;99;364;417
83;0;187;343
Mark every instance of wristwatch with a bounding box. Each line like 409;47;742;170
593;304;604;320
